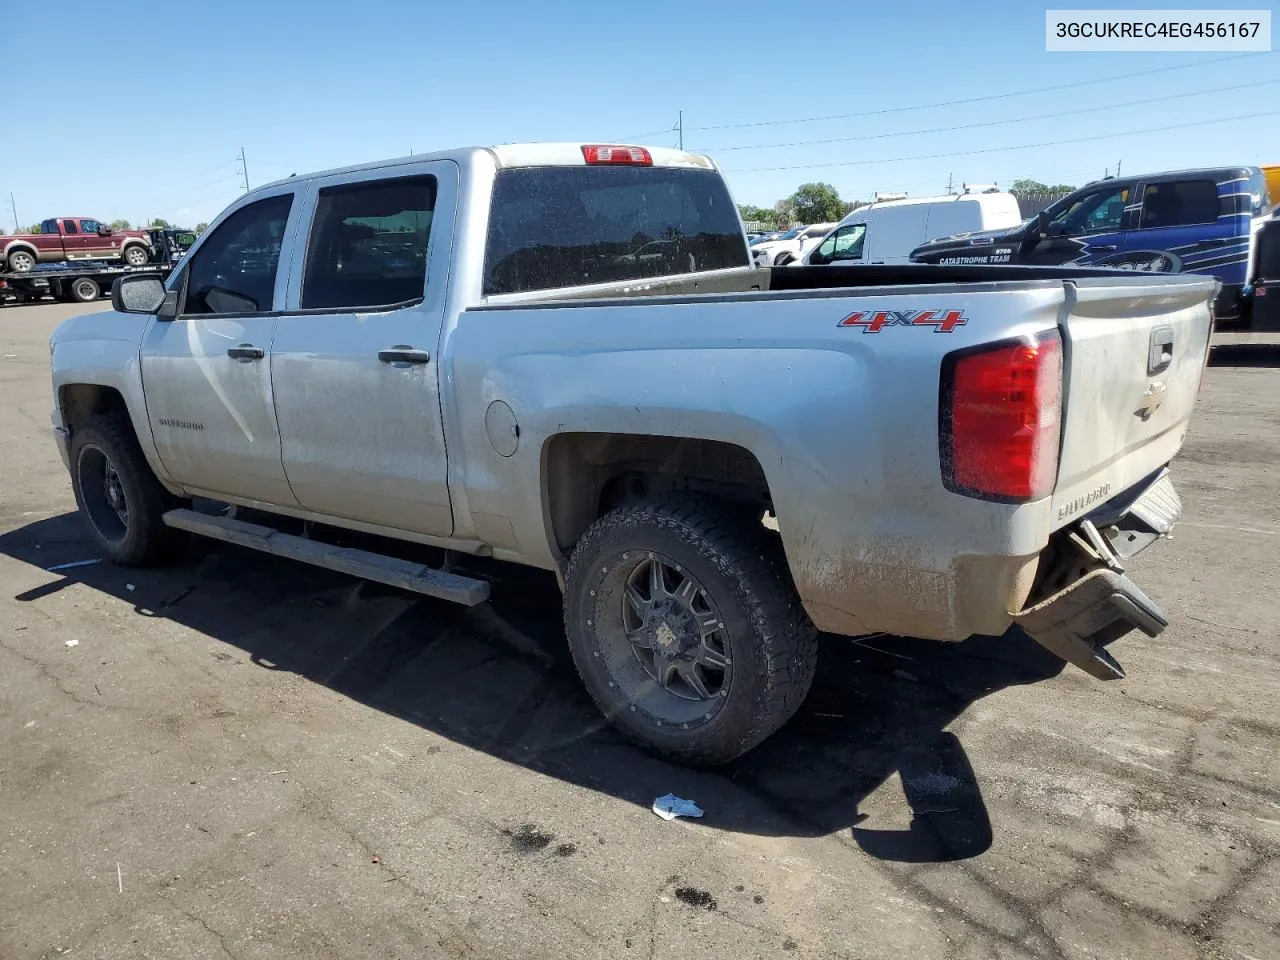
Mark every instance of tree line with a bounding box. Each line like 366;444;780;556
738;178;1077;228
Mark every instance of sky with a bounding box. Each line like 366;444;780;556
1;0;1278;229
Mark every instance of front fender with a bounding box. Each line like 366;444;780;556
51;315;177;491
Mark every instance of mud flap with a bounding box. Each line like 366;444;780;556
1013;568;1168;680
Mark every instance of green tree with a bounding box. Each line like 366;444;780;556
194;222;209;235
1011;178;1075;195
109;219;132;231
736;204;774;226
773;198;796;228
24;224;41;234
788;182;844;224
148;217;172;229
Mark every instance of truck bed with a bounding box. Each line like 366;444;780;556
510;263;1166;304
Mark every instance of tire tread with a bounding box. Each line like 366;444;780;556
564;497;817;765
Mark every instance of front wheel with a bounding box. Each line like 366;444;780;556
69;415;179;565
773;251;794;266
121;244;150;267
564;498;818;765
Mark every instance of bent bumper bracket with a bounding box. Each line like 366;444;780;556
1013;568;1168;680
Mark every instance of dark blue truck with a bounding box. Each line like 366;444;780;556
911;165;1271;325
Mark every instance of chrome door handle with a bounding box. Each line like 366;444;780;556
227;343;264;360
378;345;431;365
1092;244;1117;252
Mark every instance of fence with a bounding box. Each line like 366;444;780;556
1013;190;1073;220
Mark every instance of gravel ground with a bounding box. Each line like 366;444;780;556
2;300;1278;960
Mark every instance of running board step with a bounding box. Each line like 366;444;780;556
162;508;490;606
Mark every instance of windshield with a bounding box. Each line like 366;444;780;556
483;166;748;295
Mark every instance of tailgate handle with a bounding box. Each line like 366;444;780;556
1148;326;1174;375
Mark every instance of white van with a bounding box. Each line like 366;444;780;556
801;191;1022;266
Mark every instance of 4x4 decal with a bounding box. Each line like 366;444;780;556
838;309;967;333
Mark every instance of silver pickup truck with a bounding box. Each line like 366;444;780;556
49;143;1216;764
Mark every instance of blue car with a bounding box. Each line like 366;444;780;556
910;166;1272;321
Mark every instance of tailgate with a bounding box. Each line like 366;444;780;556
1052;275;1216;529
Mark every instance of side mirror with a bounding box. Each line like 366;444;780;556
1037;210;1050;237
111;274;167;314
99;226;113;236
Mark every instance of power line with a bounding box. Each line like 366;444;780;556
727;108;1280;173
713;78;1280;152
141;172;243;206
691;51;1272;132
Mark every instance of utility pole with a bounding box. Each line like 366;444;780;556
946;173;953;195
676;111;683;151
1116;159;1122;178
7;192;17;232
238;146;250;193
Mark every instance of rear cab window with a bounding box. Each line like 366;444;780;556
482;165;748;296
1248;169;1272;217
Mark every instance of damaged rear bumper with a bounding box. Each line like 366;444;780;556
1014;568;1167;679
1013;469;1181;679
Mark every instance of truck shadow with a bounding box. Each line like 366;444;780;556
1;512;1067;863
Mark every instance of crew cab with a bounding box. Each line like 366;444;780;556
3;218;152;273
49;143;1215;765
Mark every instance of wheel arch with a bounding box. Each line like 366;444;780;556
3;240;39;261
540;431;776;564
52;335;181;494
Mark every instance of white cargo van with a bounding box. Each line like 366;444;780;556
802;191;1022;266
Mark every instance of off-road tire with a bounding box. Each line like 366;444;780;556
69;414;179;565
564;497;818;766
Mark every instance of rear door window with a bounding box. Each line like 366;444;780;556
300;175;435;310
181;193;293;315
1139;180;1220;229
61;219;78;234
483;166;748;295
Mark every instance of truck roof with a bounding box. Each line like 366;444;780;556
257;143;718;193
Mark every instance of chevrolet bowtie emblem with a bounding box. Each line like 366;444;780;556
1135;381;1167;421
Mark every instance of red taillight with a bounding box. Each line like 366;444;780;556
942;331;1062;502
581;144;653;166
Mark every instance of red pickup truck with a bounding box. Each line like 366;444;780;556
2;218;151;273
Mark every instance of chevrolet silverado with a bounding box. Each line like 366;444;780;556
48;143;1215;764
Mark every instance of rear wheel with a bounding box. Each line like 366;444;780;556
69;415;179;565
564;498;818;765
6;249;36;273
68;277;101;302
121;244;149;267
